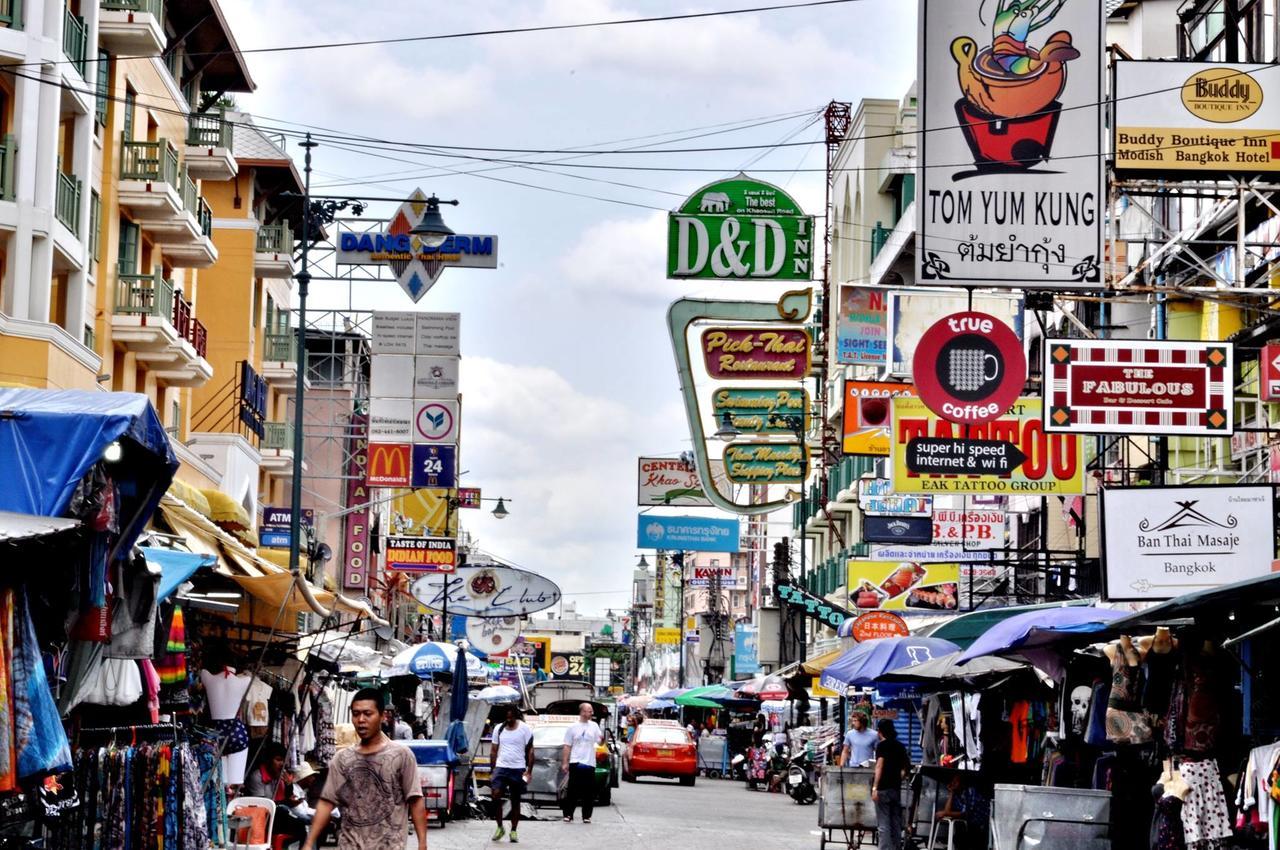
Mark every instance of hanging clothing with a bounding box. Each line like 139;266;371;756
1151;790;1187;850
1178;758;1233;846
1009;701;1031;763
245;678;272;729
155;606;187;687
1084;680;1111;747
12;588;72;778
1182;652;1224;756
1106;650;1154;745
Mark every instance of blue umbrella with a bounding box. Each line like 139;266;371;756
647;698;677;710
655;687;689;700
957;606;1127;679
450;644;470;722
819;637;960;696
389;641;487;679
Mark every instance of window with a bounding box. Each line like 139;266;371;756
636;726;692;745
117;218;139;273
88;190;100;264
95;50;109;126
122;85;135;140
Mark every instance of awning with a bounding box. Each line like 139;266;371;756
0;510;79;543
923;600;1096;650
140;547;217;602
167;478;211;518
801;647;846;675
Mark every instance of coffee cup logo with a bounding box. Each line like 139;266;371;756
947;348;1001;392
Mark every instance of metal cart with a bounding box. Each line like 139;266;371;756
406;741;457;828
697;736;730;778
818;767;913;848
990;784;1111;850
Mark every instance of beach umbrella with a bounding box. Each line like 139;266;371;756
474;685;521;704
646;698;677;710
675;684;735;708
738;674;789;701
450;644;470;722
819;637;960;696
655;686;689;700
957;606;1127;678
387;641;487;679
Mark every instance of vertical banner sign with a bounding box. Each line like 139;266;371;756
917;0;1103;288
836;286;890;366
667;175;814;280
342;414;371;590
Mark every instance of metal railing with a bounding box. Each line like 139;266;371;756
55;170;81;235
186;104;232;150
169;291;208;358
0;135;14;201
256;221;293;255
62;6;87;77
264;332;295;362
120;138;180;188
262;421;293;450
188;317;207;358
113;270;174;320
101;0;163;21
196;196;212;237
869;221;892;261
0;0;21;29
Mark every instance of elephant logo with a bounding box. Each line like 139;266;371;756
699;191;731;213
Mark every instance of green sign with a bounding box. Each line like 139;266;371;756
723;442;809;484
712;387;810;435
668;174;814;280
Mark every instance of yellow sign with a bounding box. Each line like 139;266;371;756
389;488;459;536
847;560;961;612
654;627;681;645
1181;68;1263;123
812;677;841;699
890;397;1085;495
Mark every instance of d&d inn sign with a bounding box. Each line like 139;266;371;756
668;175;814;280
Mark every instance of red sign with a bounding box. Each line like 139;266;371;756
342;414;370;590
1044;340;1232;435
385;536;457;573
367;442;412;487
912;312;1025;425
849;611;910;642
456;487;482;509
1262;343;1280;402
702;327;811;380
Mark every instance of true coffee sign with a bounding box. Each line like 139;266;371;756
1045;340;1232;436
913;312;1026;425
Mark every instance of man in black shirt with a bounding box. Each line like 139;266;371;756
872;719;909;850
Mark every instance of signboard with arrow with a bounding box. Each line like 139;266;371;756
906;438;1027;475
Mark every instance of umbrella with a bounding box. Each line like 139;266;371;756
387;641;487;679
819;637;960;696
655;687;688;700
646;698;677;710
474;684;521;704
877;651;1026;685
738;674;789;701
450;644;470;722
674;684;734;708
957;606;1127;679
621;694;654;710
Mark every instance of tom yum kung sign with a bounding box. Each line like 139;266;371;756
702;327;811;380
1045;340;1233;436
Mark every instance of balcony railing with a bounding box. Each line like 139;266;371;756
62;6;87;77
265;332;295;362
0;135;14;202
178;169;213;237
262;421;293;450
869;221;892;261
114;270;174;320
187;105;232;150
196;196;212;237
187;317;207;358
101;0;163;22
256;221;293;255
55;170;81;235
0;0;21;29
120;138;180;188
169;291;207;358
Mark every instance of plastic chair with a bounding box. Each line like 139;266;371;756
928;816;964;850
228;796;277;850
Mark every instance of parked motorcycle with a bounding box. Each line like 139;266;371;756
785;752;817;805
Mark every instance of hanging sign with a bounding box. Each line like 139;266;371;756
465;616;521;655
836;285;890;366
386;536;457;573
1044;339;1233;436
869;508;1005;563
637;515;740;552
372;311;461;357
653;627;681;645
410;444;456;489
667;175;814;280
636;457;730;507
917;0;1104;288
891;292;1024;376
863;515;934;545
389;488;459;536
891;397;1085;495
343;414;371;589
410;564;562;616
843;381;917;456
774;583;855;629
848;611;910;642
723;442;808;484
858;478;933;517
913;312;1026;425
848;561;960;611
905;438;1027;475
335;190;498;303
712;387;809;435
456;487;482;509
367;442;412;487
702;327;811;380
414;399;460;443
1262;343;1280;402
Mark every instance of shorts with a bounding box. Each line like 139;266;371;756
491;767;527;795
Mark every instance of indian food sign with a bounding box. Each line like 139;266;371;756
917;0;1104;288
702;327;810;380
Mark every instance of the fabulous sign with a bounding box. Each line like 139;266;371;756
668;174;814;280
702;327;811;380
712;387;809;436
1101;485;1276;601
410;564;562;616
917;0;1104;288
1044;339;1233;436
335;191;498;302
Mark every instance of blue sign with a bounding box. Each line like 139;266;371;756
260;529;291;549
636;515;740;552
862;515;934;545
411;444;457;489
734;624;759;675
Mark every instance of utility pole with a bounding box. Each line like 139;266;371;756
676;551;686;688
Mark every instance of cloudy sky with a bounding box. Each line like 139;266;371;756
220;0;917;613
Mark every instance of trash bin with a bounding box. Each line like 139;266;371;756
990;784;1110;850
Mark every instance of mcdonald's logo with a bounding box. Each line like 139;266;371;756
367;442;411;487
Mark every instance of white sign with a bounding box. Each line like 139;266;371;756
411;564;563;616
465;615;521;655
370;355;415;399
636;457;731;507
369;397;413;441
371;312;417;355
372;311;461;357
413;399;460;443
917;0;1104;288
870;508;1004;563
415;313;461;357
413;356;460;398
1101;485;1275;602
858;478;933;517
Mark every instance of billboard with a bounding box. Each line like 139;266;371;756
636;515;740;552
637;457;730;507
389;488;459;537
1115;62;1280;174
836;285;890;366
863;516;934;545
858;478;933;517
843;381;917;456
385;536;457;573
869;507;1004;564
734;624;760;675
1044;339;1233;436
847;560;961;611
917;0;1103;288
1101;485;1276;601
891;397;1085;494
371;311;460;357
890;292;1023;375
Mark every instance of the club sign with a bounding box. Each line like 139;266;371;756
913;312;1026;425
702;327;811;380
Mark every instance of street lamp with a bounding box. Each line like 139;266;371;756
636;554;649;568
408;195;458;249
714;411;740;443
491;497;510;520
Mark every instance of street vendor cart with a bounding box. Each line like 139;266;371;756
818;766;912;848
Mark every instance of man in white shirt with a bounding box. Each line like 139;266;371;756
489;705;534;843
560;703;604;824
841;711;879;766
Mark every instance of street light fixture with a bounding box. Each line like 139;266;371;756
408;195;458;249
491;498;510;520
636;554;649;568
714;411;740;443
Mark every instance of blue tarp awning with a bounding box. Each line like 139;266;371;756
141;547;217;603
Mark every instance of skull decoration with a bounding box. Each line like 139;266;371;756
1069;685;1091;735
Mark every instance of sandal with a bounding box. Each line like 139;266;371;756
563;817;572;823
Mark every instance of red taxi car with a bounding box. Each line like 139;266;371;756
622;720;697;786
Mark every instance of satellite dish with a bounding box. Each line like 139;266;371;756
373;624;395;641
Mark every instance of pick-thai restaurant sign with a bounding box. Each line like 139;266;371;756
843;381;917;456
713;387;809;435
891;397;1085;495
1100;485;1276;601
836;285;890;366
1044;339;1233;436
410;564;562;616
723;442;808;484
1115;62;1280;174
668;175;814;280
637;457;730;507
917;0;1104;288
702;327;811;380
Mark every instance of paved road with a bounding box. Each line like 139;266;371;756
420;776;826;850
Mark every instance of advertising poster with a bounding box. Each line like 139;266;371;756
891;292;1023;375
847;560;962;611
917;0;1104;288
389;488;459;537
550;652;588;680
863;515;934;545
1115;62;1280;174
385;536;457;573
1101;485;1276;601
637;457;730;507
836;285;890;366
869;508;1004;566
843;381;917;456
495;636;552;683
858;478;933;517
891;397;1085;494
734;624;760;675
1044;339;1233;436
